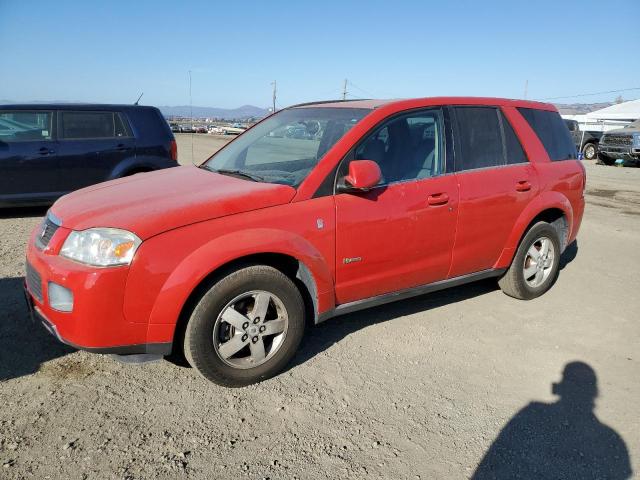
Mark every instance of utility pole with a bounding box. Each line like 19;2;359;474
188;70;194;164
271;80;277;113
524;79;528;100
342;78;348;100
188;70;193;125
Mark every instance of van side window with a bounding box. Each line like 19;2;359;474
0;111;53;142
353;108;444;184
517;108;577;161
453;107;504;171
61;111;130;139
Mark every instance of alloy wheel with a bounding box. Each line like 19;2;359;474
523;236;556;288
213;290;288;369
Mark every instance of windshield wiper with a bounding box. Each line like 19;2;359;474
212;168;265;182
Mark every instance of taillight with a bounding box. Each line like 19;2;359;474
169;139;178;162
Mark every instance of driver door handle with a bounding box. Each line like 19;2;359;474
38;147;55;155
427;192;449;206
516;180;532;192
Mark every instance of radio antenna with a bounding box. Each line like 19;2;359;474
134;92;144;105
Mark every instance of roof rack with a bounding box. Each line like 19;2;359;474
288;98;371;108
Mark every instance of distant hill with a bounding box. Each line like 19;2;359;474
159;104;269;120
554;102;614;115
0;98;620;119
0;100;269;120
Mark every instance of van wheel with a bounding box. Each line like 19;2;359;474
183;265;305;387
498;222;561;300
582;142;596;160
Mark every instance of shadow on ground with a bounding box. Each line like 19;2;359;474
0;206;48;219
291;240;579;370
0;277;74;382
472;361;632;479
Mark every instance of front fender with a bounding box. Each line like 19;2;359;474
141;228;335;331
494;191;573;269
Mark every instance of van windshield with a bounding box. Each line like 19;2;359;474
202;107;369;187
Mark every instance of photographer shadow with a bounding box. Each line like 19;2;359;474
472;361;632;479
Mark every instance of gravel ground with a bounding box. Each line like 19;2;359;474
1;144;638;479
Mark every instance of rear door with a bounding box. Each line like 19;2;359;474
56;110;135;192
0;109;60;203
448;106;539;278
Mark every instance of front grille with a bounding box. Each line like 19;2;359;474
35;217;59;250
602;134;632;147
26;262;43;303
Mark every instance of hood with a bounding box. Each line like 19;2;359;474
51;166;296;239
604;127;639;135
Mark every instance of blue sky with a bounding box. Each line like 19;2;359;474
1;0;639;109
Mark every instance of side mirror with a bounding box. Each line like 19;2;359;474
337;160;381;192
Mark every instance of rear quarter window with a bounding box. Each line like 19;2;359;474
518;108;577;161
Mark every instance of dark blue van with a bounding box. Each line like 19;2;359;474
0;104;178;207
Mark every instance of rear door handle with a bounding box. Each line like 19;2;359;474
427;192;450;206
116;144;132;151
516;180;531;192
38;147;55;155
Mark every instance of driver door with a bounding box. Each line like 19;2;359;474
334;108;459;304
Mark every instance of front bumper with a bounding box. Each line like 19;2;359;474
599;145;640;160
24;225;171;355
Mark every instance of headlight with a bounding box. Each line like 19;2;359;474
60;228;142;266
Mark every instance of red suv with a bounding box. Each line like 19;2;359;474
24;97;585;386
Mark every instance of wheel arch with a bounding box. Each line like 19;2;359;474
143;228;335;351
167;251;321;358
495;193;573;269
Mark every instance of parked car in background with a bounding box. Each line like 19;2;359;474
208;125;224;135
221;125;245;135
563;119;602;160
25;97;584;387
179;124;195;133
170;124;181;133
0;104;178;207
597;119;640;165
195;125;208;134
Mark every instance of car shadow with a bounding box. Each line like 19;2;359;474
290;240;580;372
0;206;48;219
0;277;75;382
471;361;632;479
559;239;579;270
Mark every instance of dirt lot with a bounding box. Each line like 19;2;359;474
1;137;638;479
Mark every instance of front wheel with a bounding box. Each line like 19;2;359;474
184;265;305;387
582;142;597;160
498;222;561;300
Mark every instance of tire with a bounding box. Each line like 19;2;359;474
183;265;305;387
498;222;561;300
597;152;615;166
582;142;597;160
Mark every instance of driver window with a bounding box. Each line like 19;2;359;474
354;108;444;184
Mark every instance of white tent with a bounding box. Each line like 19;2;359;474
562;99;640;132
586;99;640;122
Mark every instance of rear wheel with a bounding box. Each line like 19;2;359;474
184;265;305;387
498;222;561;300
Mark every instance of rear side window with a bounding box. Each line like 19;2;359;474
0;111;53;142
501;113;527;165
453;107;503;170
60;111;131;139
518;108;576;161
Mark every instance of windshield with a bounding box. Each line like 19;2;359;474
202;107;369;187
